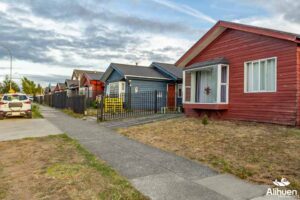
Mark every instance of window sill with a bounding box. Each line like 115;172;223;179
183;103;228;110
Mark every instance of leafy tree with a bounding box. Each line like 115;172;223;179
0;75;20;93
21;77;37;95
36;84;43;95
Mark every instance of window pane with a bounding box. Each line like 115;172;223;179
253;62;259;91
221;66;227;83
221;85;226;102
260;61;266;90
266;59;276;91
196;65;217;103
247;63;252;92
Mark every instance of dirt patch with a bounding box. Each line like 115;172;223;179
0;135;146;200
118;117;300;192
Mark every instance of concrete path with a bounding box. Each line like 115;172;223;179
0;118;62;141
40;106;276;200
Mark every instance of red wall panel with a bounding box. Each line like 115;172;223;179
184;29;298;125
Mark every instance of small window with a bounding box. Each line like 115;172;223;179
245;57;276;92
134;86;139;93
157;91;163;98
178;84;182;98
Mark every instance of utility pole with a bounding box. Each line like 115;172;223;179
0;45;13;92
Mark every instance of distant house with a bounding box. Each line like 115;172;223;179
44;86;56;95
65;79;79;97
176;20;300;126
101;63;182;109
71;69;104;96
54;83;66;93
80;71;105;99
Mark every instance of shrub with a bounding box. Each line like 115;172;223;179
202;115;209;125
90;100;98;109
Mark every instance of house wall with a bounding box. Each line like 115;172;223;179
106;70;123;83
129;79;167;110
296;46;300;126
129;79;167;93
184;29;298;125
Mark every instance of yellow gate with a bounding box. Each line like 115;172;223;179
104;97;123;113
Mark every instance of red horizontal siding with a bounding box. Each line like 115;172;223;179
185;29;298;125
296;47;300;126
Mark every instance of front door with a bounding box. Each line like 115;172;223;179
167;84;176;109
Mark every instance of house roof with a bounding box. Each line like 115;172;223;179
184;57;229;71
72;69;101;80
50;86;56;92
57;83;66;90
65;79;79;88
84;71;104;81
101;63;171;82
176;20;300;67
151;62;183;80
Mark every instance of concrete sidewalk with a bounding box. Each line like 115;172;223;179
0;118;62;141
41;106;274;200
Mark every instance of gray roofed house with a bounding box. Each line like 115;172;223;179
101;62;184;108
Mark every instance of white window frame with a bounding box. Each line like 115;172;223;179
244;57;277;93
183;64;229;104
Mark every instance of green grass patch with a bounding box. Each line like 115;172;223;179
32;104;43;118
53;134;147;200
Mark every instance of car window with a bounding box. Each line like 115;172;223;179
19;95;28;101
2;95;28;101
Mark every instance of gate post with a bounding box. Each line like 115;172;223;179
154;90;158;113
97;94;104;122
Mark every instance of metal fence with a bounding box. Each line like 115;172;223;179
35;92;86;114
97;90;180;121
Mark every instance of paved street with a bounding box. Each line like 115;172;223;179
39;106;274;200
0;118;62;141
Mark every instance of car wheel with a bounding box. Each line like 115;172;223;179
0;114;4;120
27;113;32;119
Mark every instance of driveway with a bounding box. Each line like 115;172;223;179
0;118;62;141
39;105;276;200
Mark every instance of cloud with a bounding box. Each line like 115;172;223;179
150;0;216;23
239;0;300;24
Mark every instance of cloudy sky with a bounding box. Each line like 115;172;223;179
0;0;299;86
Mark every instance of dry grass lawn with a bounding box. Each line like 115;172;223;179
118;117;300;192
0;134;146;200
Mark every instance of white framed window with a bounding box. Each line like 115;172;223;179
184;64;229;104
244;57;277;93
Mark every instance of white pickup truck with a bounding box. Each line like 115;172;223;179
0;93;32;120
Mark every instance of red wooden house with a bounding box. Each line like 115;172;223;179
176;21;300;126
80;71;104;99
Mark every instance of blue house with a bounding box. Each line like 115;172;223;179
100;63;183;109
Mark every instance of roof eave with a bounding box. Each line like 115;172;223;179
175;23;226;67
176;20;300;68
151;63;178;80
